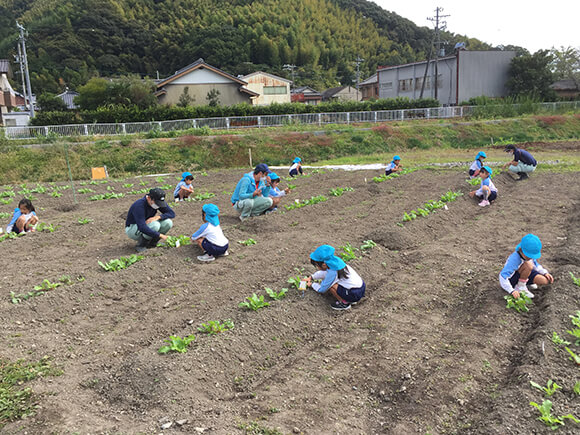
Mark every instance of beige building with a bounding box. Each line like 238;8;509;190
0;60;17;125
155;58;258;106
241;71;292;105
321;85;361;102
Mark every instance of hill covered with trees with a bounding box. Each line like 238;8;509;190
0;0;492;94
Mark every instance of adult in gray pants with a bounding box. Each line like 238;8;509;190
231;163;273;221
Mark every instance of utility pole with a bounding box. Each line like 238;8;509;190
427;7;449;100
283;64;297;88
16;21;34;117
15;41;28;111
354;56;364;101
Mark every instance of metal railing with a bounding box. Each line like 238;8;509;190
2;101;579;140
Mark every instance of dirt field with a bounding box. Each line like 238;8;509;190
1;161;579;434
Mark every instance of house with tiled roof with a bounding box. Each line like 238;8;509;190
56;88;79;109
321;85;361;102
359;73;378;100
155;58;258;106
291;86;322;105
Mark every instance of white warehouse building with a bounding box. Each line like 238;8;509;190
377;50;517;106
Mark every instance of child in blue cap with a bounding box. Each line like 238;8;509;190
305;244;366;311
191;203;229;262
289;157;304;177
469;151;486;178
267;172;290;210
468;166;497;207
499;234;554;299
385;155;402;176
174;172;194;202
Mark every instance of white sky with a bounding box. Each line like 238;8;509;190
371;0;580;53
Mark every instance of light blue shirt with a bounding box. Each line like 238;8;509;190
173;180;190;197
231;172;271;204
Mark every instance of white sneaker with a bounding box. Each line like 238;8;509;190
515;282;534;298
478;200;490;207
223;250;229;256
529;283;538;290
239;215;247;222
522;288;535;298
197;253;215;262
175;198;180;203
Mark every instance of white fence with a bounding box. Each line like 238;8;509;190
2;101;579;140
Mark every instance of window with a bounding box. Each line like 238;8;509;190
398;79;413;92
380;81;393;90
263;86;287;95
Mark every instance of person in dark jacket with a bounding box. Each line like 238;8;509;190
503;144;537;180
125;188;175;252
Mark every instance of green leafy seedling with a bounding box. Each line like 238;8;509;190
552;331;571;348
33;279;62;292
158;334;196;354
123;183;134;188
197;319;234;335
329;187;354;197
287;274;301;290
193;192;216;201
98;254;144;272
529;400;579;430
504;293;533;313
239;293;270;311
77;188;94;194
565;347;580;365
265;287;288;300
238;238;257;246
163;235;192;248
339;242;358;262
50;191;62;198
36;223;58;233
77;217;92;225
360;240;377;250
574;382;580;395
530;380;562;397
570;272;580;287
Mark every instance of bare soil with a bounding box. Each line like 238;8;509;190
1;165;579;434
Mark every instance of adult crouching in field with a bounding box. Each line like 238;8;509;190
231;163;273;221
125;188;175;252
503;144;537;180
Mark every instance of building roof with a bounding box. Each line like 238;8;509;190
0;59;12;76
378;55;456;72
291;86;321;96
242;71;292;84
359;73;377;86
157;58;248;88
322;86;347;100
550;79;579;91
56;89;79;109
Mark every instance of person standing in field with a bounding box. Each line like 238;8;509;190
125;188;175;252
503;144;537;180
231;163;273;221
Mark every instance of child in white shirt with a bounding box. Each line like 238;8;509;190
191;204;229;262
468;165;497;207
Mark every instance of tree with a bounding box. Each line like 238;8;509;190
177;86;194;107
206;89;220;107
549;46;580;82
37;93;69;111
75;77;109;110
507;50;556;100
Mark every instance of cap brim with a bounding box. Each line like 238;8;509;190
154;199;168;209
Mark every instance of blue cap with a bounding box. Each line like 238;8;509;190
476;151;487;160
255;163;269;173
293;157;302;163
310;244;346;270
269;172;280;181
481;165;493;175
202;203;220;226
393;155;401;161
182;171;193;180
517;234;542;259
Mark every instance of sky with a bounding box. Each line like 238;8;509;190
371;0;580;53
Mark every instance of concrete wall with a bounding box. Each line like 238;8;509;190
158;83;252;106
331;86;361;102
458;51;516;103
244;74;290;105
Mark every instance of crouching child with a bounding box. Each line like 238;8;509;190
468;165;497;207
305;244;366;311
499;233;554;299
191;203;229;262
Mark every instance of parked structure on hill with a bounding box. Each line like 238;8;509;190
377;50;517;105
321;86;361;102
155;58;258;106
291;86;322;105
241;71;292;106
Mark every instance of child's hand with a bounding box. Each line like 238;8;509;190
468;191;475;198
284;188;290;194
544;273;554;284
305;276;313;286
511;290;520;299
